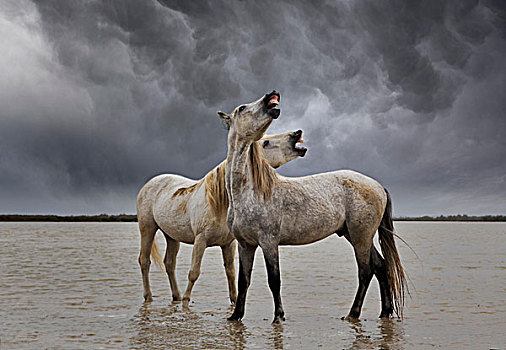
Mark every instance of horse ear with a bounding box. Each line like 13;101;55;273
217;111;231;130
217;111;231;121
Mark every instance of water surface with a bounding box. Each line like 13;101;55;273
1;222;504;348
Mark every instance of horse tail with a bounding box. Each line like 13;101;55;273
378;188;408;317
151;235;165;271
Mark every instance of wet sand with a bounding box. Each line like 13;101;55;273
1;222;505;349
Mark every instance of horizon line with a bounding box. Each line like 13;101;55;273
1;213;505;222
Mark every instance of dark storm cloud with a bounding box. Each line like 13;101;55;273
1;0;505;215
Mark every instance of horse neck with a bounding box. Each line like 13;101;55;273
225;131;253;203
225;130;278;205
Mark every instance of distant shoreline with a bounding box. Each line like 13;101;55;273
0;214;137;222
394;215;506;222
0;214;505;222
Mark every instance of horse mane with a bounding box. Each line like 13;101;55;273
204;161;228;219
167;161;229;221
172;181;202;198
172;179;204;214
202;140;280;219
170;142;277;218
249;141;278;199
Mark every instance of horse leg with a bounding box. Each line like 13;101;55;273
228;243;257;321
371;245;393;317
182;233;207;307
347;255;374;320
346;242;374;320
138;220;158;302
221;240;237;305
162;232;181;302
338;226;393;319
260;243;285;324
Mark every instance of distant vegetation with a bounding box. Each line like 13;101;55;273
0;214;505;222
394;214;506;222
0;214;137;222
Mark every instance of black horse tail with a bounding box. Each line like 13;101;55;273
378;188;409;317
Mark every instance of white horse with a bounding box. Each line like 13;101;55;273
218;91;408;323
137;131;307;306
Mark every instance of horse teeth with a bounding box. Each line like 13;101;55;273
269;98;279;106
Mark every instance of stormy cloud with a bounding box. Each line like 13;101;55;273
1;0;505;215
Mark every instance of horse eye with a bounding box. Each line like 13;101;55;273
263;140;270;147
239;105;246;112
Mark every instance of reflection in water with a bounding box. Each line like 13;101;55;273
347;320;373;349
269;323;284;350
378;319;406;348
225;321;247;350
130;303;253;349
345;319;406;350
130;303;181;349
130;304;285;350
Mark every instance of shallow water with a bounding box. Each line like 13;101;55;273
0;222;505;349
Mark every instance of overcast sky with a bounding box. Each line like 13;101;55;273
1;0;505;216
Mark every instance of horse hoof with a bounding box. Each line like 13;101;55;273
272;317;282;324
272;314;285;324
172;296;182;302
227;312;243;321
343;315;360;322
144;295;153;302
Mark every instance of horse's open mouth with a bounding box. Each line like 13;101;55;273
291;129;307;157
264;90;280;118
